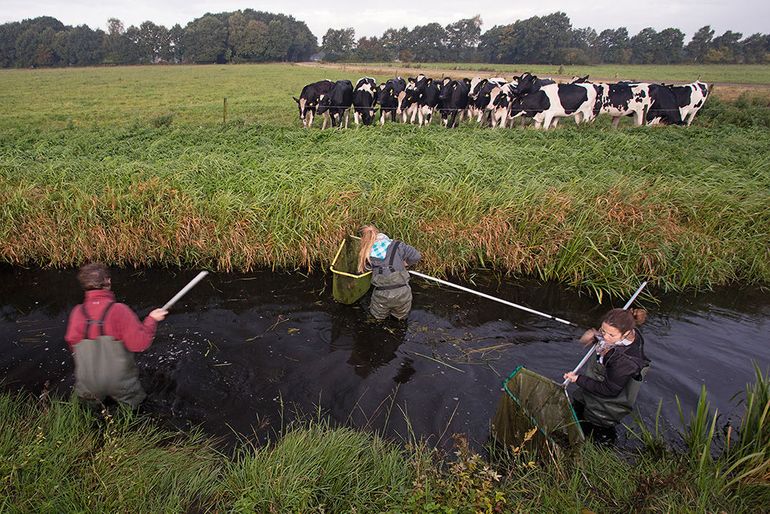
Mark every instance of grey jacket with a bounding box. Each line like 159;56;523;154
369;240;421;287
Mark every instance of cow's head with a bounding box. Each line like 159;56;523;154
511;73;537;97
396;89;418;114
294;96;312;128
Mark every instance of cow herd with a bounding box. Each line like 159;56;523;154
293;73;711;130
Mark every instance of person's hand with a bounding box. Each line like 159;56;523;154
579;328;598;346
149;308;168;322
563;372;579;383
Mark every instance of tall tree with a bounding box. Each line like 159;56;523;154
596;28;630;63
684;25;714;63
321;28;355;61
445;16;482;61
182;14;228;63
653;28;684;64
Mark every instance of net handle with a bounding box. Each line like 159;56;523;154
561;281;648;387
161;271;209;311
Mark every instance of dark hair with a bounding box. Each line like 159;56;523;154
77;263;111;290
601;308;647;333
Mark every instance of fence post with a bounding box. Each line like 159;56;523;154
223;97;228;124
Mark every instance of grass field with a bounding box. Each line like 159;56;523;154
1;64;769;297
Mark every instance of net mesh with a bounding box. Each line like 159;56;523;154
492;366;584;455
331;235;372;305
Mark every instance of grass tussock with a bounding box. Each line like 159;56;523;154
1;366;768;512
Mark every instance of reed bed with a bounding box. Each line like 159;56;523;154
1;122;768;298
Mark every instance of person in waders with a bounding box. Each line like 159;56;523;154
358;225;421;321
64;263;167;409
563;308;650;442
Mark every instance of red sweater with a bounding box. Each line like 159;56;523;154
65;289;158;352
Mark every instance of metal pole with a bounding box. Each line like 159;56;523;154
408;270;577;326
162;271;209;311
562;280;648;387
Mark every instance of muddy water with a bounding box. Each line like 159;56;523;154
1;266;768;449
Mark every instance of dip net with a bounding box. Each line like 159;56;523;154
331;235;372;305
492;366;584;455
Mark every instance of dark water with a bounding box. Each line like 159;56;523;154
1;266;768;450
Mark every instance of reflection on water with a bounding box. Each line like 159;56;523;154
1;265;768;449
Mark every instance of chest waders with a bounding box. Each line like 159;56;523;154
73;303;146;408
576;347;649;428
369;241;413;320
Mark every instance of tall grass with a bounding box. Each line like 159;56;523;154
1;123;768;298
1;368;768;512
0;394;221;512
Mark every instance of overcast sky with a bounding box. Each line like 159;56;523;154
1;0;767;41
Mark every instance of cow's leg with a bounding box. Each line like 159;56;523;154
354;111;360;126
613;116;622;128
321;113;328;130
344;109;349;129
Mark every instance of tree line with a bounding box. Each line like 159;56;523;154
0;10;316;67
325;13;769;65
1;10;767;68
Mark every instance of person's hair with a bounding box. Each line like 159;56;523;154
601;308;647;334
357;225;379;273
77;263;111;290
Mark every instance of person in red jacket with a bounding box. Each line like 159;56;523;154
65;263;167;408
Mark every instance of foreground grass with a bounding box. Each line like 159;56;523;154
1;122;769;297
1;366;767;512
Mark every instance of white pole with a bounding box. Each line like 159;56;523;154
562;280;648;387
409;270;577;326
161;271;209;311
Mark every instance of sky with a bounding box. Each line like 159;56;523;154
1;0;767;42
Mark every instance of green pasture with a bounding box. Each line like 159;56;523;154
0;64;769;297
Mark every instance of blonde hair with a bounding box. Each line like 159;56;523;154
357;225;379;273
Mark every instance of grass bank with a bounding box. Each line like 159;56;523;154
1;366;767;512
2;123;769;298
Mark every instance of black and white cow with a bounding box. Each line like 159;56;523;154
316;79;353;129
594;81;653;128
510;72;555;96
646;84;684;126
509;81;598;129
468;78;507;124
376;77;407;125
467;77;506;121
352;77;378;126
396;75;424;124
668;81;710;126
293;79;334;128
418;79;442;125
438;79;471;128
485;83;518;128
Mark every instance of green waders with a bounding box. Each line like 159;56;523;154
73;303;146;408
572;350;649;428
